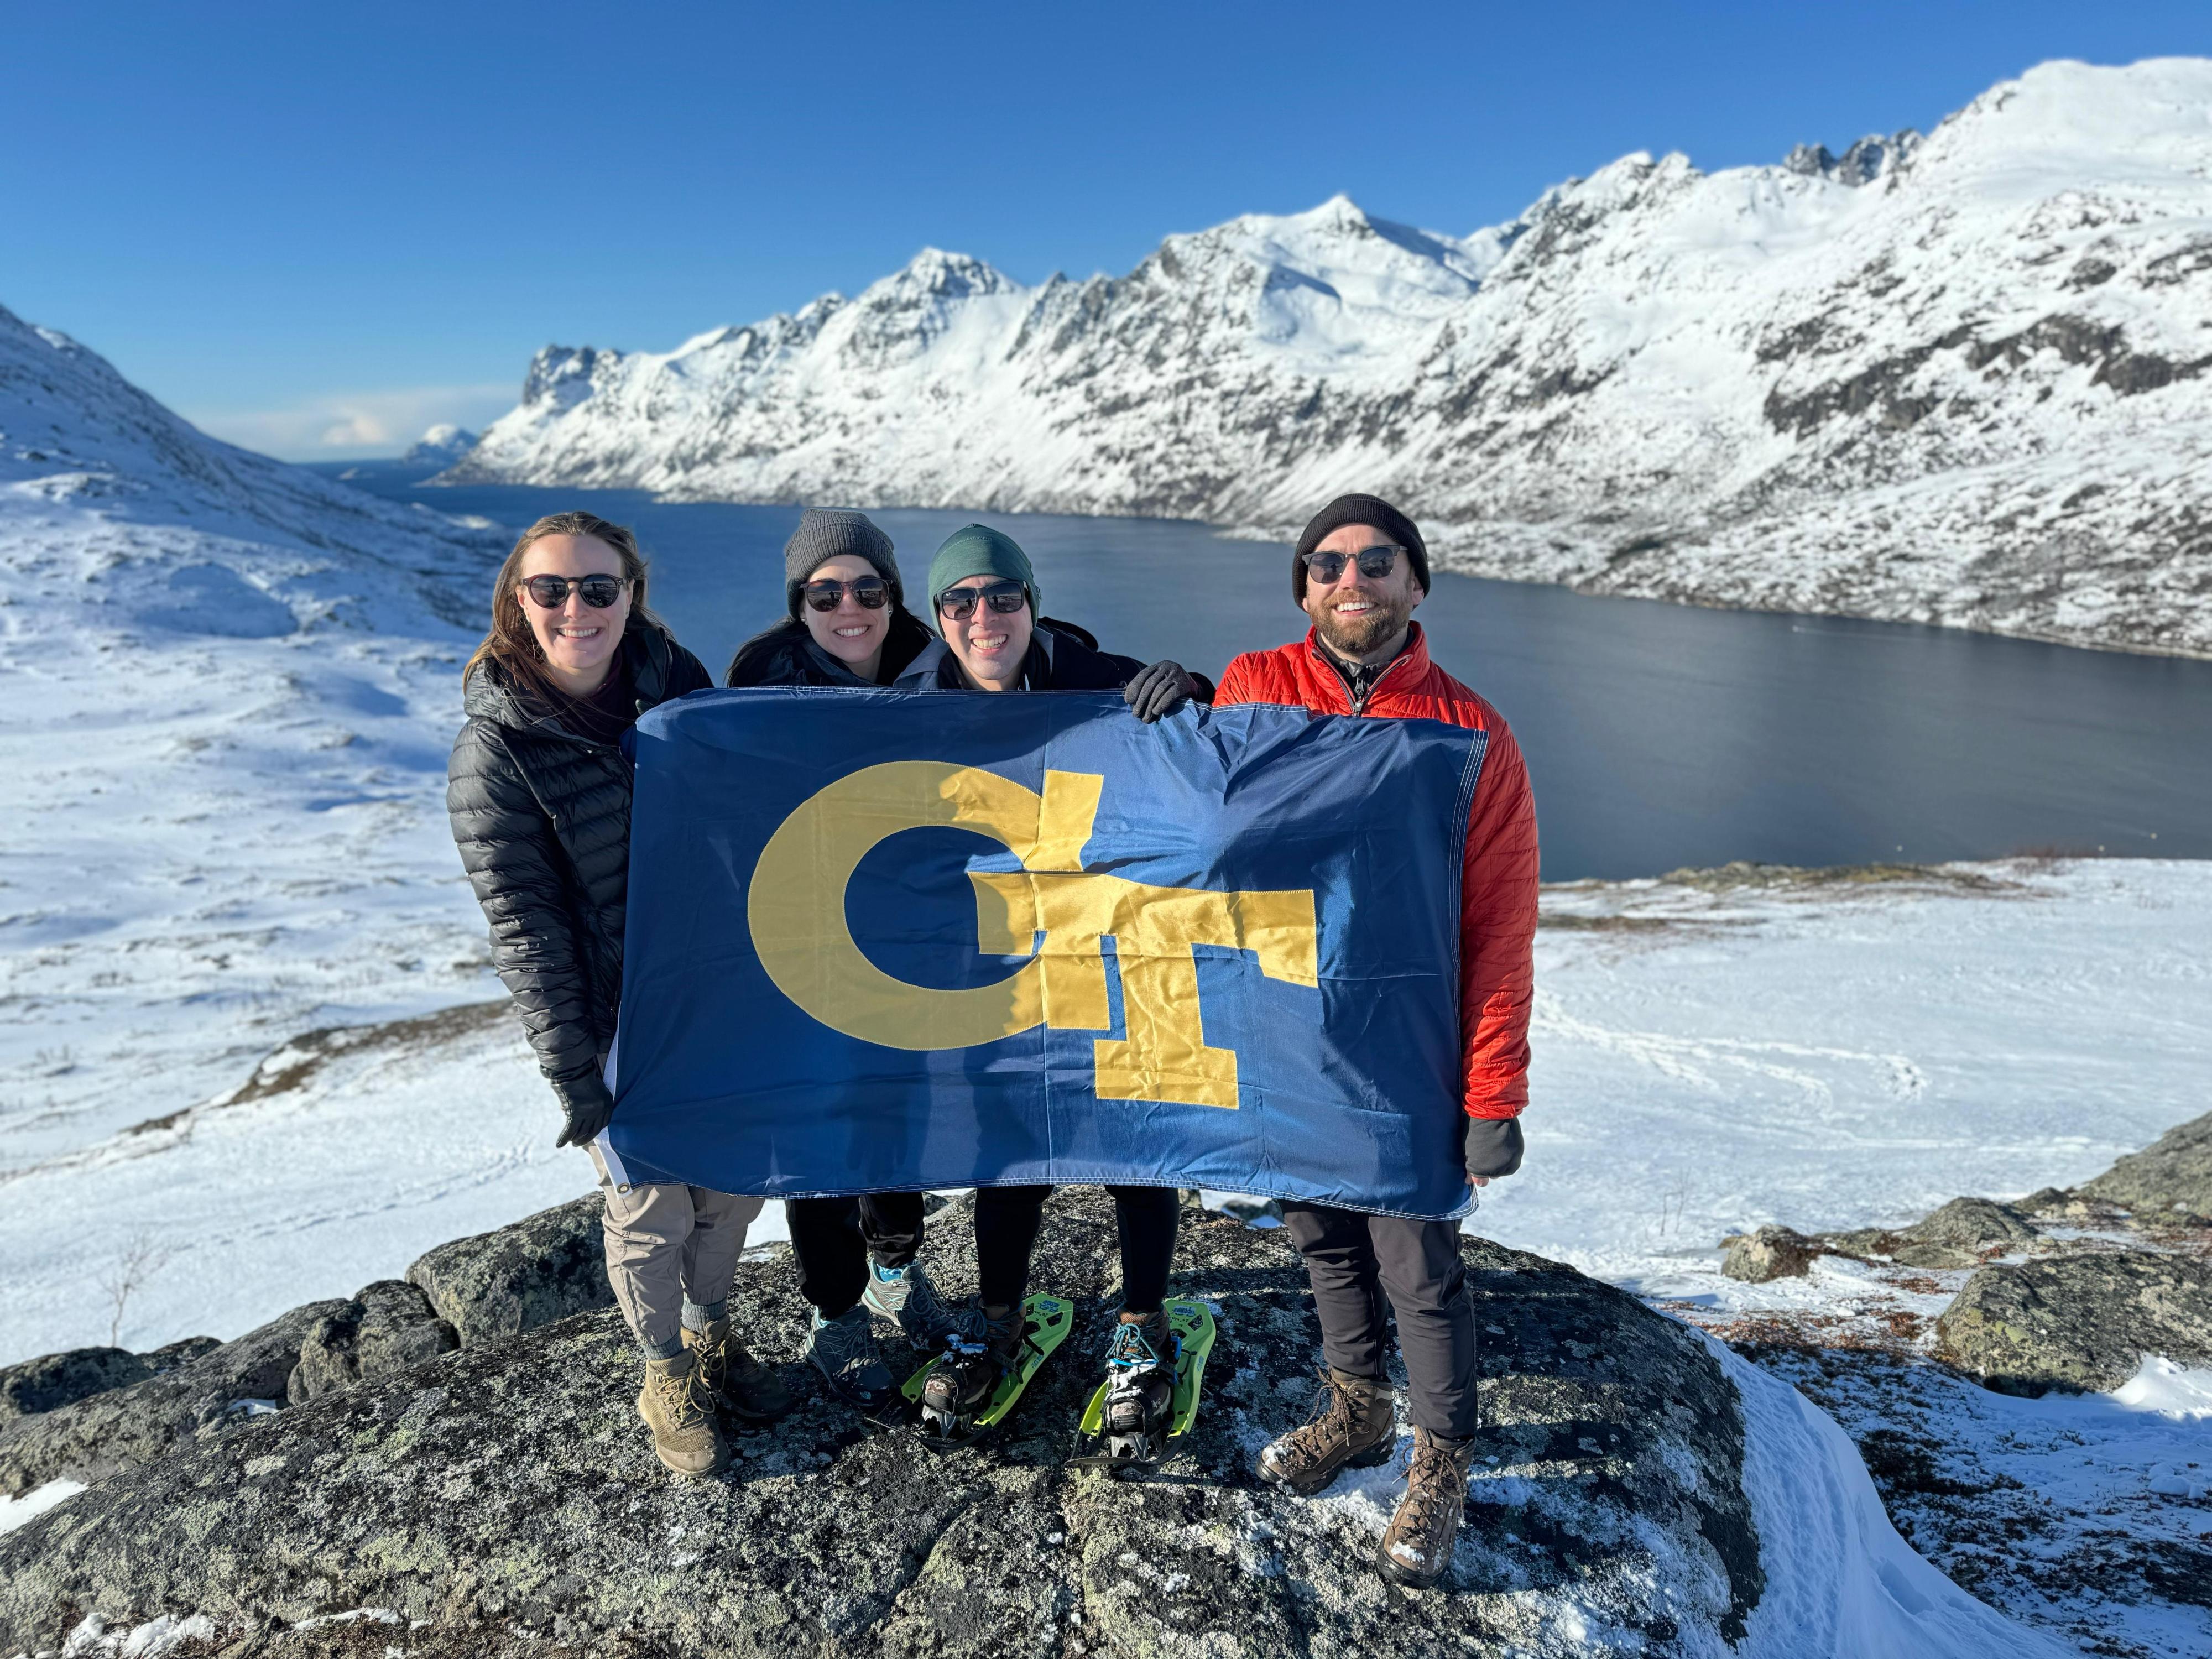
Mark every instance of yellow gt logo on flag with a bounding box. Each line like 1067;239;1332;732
747;761;1318;1108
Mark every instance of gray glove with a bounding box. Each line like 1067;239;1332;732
551;1070;616;1150
1463;1117;1525;1181
1124;660;1198;723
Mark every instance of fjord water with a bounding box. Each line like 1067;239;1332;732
325;463;2212;880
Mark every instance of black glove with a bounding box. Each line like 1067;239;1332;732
551;1070;616;1149
1463;1116;1525;1182
1124;660;1198;723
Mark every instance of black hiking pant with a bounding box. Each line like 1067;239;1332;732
1280;1203;1479;1438
973;1186;1180;1313
787;1191;926;1318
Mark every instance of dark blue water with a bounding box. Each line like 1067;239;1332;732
320;461;2212;880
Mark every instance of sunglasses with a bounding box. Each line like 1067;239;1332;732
520;573;627;609
1301;546;1403;585
937;580;1029;622
802;576;890;612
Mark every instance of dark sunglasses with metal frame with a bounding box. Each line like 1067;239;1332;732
1301;545;1404;585
520;573;627;609
802;576;890;612
936;579;1029;622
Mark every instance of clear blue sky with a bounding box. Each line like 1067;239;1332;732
4;1;2207;457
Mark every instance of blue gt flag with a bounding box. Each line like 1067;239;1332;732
607;688;1486;1219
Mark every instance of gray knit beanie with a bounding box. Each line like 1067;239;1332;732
784;509;902;616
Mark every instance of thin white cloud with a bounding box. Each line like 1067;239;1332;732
182;383;518;461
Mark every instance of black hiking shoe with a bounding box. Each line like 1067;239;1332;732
919;1308;1022;1440
804;1305;895;1413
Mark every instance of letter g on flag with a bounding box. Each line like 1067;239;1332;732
747;761;1318;1108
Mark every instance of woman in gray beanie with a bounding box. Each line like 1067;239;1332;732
725;509;961;1419
725;508;935;688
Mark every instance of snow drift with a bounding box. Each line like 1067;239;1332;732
0;303;528;1331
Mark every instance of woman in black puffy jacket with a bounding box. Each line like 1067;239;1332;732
447;509;789;1479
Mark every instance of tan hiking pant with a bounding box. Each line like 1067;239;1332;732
587;1142;762;1359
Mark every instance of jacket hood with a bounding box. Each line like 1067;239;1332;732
891;619;1136;693
726;610;932;688
893;620;1066;691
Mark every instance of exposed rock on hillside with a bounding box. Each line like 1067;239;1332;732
287;1281;457;1406
403;1192;611;1346
0;1339;218;1425
1723;1196;2043;1281
2080;1109;2212;1221
1937;1251;2212;1395
1721;1225;1818;1283
0;1192;1773;1657
1885;1198;2042;1270
0;1301;345;1495
453;60;2212;656
0;1350;148;1425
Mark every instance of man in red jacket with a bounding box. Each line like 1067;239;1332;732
1215;492;1538;1590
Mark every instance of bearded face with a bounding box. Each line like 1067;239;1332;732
1300;533;1423;661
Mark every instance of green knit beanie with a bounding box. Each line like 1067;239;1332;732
927;524;1038;626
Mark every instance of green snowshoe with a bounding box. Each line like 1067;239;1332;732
905;1293;1073;1447
1073;1298;1217;1468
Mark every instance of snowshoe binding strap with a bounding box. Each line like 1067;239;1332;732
909;1295;1073;1446
1072;1316;1182;1468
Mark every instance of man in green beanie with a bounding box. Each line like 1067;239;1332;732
901;522;1204;715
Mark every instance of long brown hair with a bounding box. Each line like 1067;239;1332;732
464;511;660;696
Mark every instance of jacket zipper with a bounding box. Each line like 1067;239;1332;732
1317;642;1418;717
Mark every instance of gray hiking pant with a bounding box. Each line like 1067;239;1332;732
587;1143;761;1361
1280;1203;1480;1438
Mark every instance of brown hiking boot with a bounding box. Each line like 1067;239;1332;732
1257;1367;1394;1495
637;1350;727;1478
1378;1427;1478;1588
684;1318;795;1423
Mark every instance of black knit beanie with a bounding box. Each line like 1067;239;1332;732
1291;493;1430;602
784;509;902;617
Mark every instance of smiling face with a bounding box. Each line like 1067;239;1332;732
1301;524;1423;664
799;555;891;681
940;577;1034;692
517;533;631;695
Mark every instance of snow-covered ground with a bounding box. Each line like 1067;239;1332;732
0;299;548;1354
1491;859;2211;1293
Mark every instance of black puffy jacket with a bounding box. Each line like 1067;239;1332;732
894;618;1141;691
724;609;932;688
446;618;712;1118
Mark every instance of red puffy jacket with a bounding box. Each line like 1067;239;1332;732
1214;623;1538;1123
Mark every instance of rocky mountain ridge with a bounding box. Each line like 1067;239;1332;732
451;58;2212;656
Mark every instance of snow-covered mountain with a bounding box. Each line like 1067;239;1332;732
1;307;500;637
453;58;2212;656
0;302;567;1352
400;423;477;471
